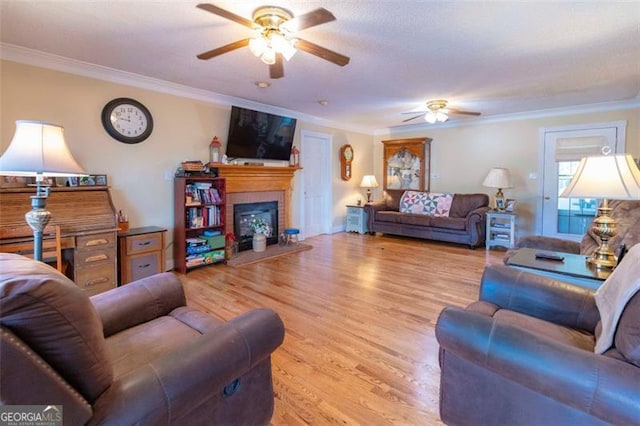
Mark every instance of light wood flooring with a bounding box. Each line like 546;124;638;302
180;232;505;425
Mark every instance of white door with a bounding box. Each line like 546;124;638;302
300;131;332;238
540;122;626;238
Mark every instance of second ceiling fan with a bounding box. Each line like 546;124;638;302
402;100;481;123
196;3;350;79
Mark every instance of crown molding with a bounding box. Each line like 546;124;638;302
388;98;640;134
0;43;373;135
3;43;637;137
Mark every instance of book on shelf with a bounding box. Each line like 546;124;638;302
185;183;221;205
186;205;221;229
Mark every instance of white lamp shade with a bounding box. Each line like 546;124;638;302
560;154;640;199
482;168;513;189
0;120;86;177
360;175;379;188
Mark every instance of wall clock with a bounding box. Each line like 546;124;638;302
101;98;153;144
340;144;354;180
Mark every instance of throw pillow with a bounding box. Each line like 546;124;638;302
594;243;640;354
615;291;640;367
399;191;454;216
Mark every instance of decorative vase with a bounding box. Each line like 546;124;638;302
252;233;267;252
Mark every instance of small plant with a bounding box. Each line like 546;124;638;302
250;217;271;237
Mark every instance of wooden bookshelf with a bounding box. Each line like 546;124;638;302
173;176;226;273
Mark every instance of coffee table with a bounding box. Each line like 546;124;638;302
506;247;611;290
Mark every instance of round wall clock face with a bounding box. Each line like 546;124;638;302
101;98;153;144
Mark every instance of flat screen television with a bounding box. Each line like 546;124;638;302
225;106;297;161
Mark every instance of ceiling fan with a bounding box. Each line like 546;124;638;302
196;3;350;79
402;100;481;123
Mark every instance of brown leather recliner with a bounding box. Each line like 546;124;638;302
436;251;640;425
0;253;285;425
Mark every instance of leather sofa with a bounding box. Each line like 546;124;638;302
0;253;285;425
436;260;640;425
365;191;490;248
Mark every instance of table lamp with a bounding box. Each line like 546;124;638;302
360;175;379;203
560;153;640;269
483;168;513;210
0;120;86;261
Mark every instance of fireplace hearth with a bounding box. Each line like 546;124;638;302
234;201;279;251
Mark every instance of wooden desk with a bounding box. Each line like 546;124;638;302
506;247;610;290
0;186;118;296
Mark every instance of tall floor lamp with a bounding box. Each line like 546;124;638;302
560;154;640;269
0;121;86;261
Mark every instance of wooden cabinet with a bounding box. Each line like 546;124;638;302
486;211;517;249
118;226;167;285
382;137;431;192
174;176;226;273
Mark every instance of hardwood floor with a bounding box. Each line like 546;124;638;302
180;233;505;425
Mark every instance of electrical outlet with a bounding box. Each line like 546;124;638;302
528;172;537;180
431;173;440;180
164;169;173;181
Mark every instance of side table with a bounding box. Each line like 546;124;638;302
506;247;610;290
118;226;167;285
486;211;516;249
346;205;368;234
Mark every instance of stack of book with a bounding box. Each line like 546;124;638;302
185;237;212;268
185;182;222;205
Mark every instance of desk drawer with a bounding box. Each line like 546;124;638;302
128;252;162;282
77;232;116;251
127;233;163;255
76;263;116;296
76;246;116;269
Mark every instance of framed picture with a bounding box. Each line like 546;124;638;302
94;175;108;186
55;177;68;187
505;199;516;212
0;176;29;188
79;175;96;186
382;137;431;192
68;177;79;187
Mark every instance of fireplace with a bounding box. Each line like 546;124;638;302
234;201;279;251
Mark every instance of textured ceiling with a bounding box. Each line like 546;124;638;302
1;1;639;133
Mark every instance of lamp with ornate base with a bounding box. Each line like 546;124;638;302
0;121;86;261
483;168;513;210
560;154;640;269
360;175;379;204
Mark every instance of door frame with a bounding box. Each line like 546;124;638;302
298;130;333;238
535;120;627;235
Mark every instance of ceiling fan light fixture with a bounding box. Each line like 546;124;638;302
260;48;277;65
249;37;267;57
424;112;437;124
435;111;449;122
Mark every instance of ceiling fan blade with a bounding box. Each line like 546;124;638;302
295;39;350;67
282;8;336;32
448;108;481;116
269;54;284;79
197;3;260;29
401;110;426;115
402;114;423;123
197;38;250;60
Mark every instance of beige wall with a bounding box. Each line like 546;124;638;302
2;60;639;260
374;108;640;236
0;60;374;267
